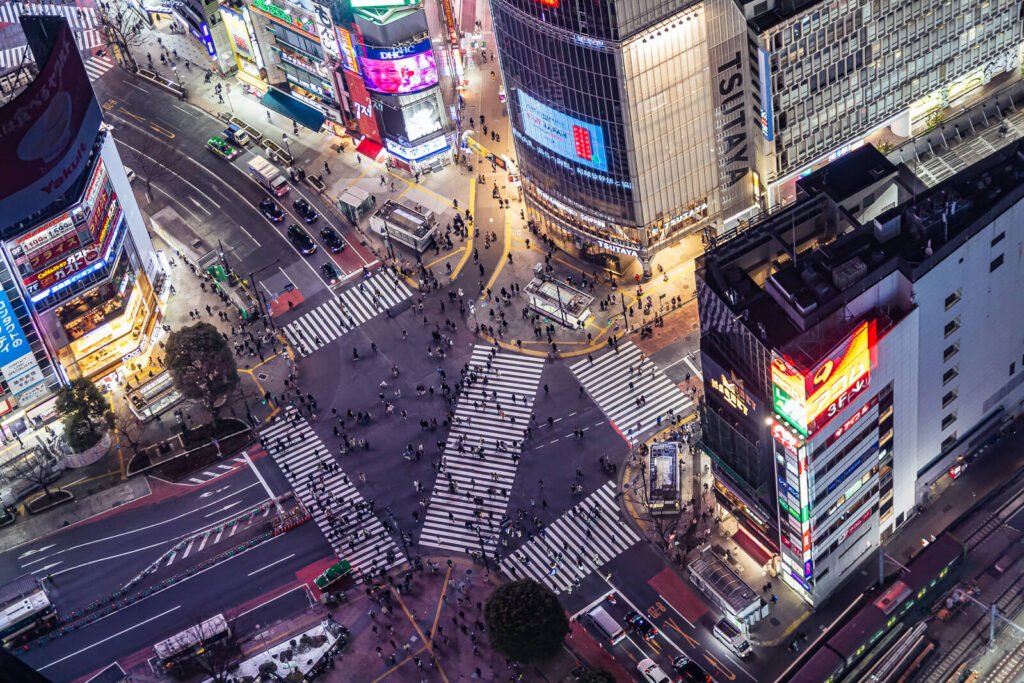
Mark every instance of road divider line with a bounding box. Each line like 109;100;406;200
247;553;296;576
238;224;261;246
38;605;181;671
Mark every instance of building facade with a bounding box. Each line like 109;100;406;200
0;17;161;439
493;0;1024;275
698;141;1024;604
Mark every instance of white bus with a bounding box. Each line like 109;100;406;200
0;574;57;647
153;613;231;670
648;442;681;515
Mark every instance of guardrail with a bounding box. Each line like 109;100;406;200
135;67;186;100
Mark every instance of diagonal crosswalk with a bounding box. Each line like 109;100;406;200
283;269;413;356
83;53;115;81
571;341;692;442
262;409;406;579
499;481;640;594
0;2;97;29
419;345;545;555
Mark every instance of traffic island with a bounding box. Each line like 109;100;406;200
125;419;252;479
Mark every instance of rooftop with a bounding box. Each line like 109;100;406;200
743;0;828;33
698;139;1024;365
689;550;759;613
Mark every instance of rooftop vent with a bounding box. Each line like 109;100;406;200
873;215;901;243
831;257;867;290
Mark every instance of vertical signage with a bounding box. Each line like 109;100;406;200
758;48;774;141
343;69;381;143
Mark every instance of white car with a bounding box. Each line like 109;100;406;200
637;657;671;683
124;166;137;183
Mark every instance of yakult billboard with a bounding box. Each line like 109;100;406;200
0;20;103;222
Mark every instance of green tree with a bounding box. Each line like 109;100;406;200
577;670;616;683
165;323;240;421
484;579;569;663
56;378;112;452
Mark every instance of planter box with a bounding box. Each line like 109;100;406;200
64;431;111;468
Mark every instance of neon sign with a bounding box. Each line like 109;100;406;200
771;321;876;436
711;372;756;416
826;396;879;446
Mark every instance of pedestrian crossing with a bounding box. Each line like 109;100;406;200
83;53;115;80
419;345;545;555
283;269;413;356
571;341;692;442
186;455;248;485
499;481;640;594
262;409;406;579
0;2;98;30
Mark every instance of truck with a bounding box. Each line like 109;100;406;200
247;155;289;196
224;123;249;146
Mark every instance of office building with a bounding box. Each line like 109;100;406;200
0;16;161;437
697;140;1024;604
492;0;1024;275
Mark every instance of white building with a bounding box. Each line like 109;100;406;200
697;141;1024;604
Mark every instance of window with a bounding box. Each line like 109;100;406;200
992;231;1005;246
944;317;960;338
941;412;957;430
941;433;958;451
942;390;958;408
943;343;959;362
944;289;961;310
991;254;1005;271
943;366;959;385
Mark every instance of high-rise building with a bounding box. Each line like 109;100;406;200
492;0;1024;275
697;140;1024;604
0;16;161;434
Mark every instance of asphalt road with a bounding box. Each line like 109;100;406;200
22;522;331;682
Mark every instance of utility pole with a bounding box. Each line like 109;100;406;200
620;292;630;331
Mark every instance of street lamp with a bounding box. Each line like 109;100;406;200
170;64;183;89
281;133;291;159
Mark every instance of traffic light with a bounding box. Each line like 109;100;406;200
262;391;271;405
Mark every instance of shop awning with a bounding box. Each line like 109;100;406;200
261;88;325;132
732;526;773;567
356;138;384;160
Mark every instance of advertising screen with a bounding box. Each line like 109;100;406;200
403;95;443;141
0;21;103;220
516;91;608;172
359;39;438;95
336;26;360;73
343;68;381;143
0;288;32;369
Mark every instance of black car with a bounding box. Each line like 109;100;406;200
293;197;319;224
319;226;345;253
259;197;284;223
287;224;317;255
672;656;713;683
320;262;340;284
625;610;657;641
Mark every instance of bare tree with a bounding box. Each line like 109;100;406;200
7;446;64;506
123;135;182;202
97;2;145;71
168;614;240;682
112;410;150;461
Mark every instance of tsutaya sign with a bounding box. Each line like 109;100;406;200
771;320;876;437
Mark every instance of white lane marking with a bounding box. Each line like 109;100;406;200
188;195;212;215
38;606;181;670
684;356;702;380
246;553;296;576
238;224;261;246
18;544;56;560
204;501;241;518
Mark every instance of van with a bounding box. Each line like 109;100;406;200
586;605;625;645
713;618;751;658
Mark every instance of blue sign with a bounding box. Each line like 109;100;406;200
758;48;774;141
517;91;608;172
0;288;31;369
362;37;432;61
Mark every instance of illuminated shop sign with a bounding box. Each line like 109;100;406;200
363;38;431;61
841;508;874;543
757;48;774;141
82;160;107;212
536;0;559;6
517;91;608;172
310;2;339;61
825;395;879;447
343;69;381;143
359;39;438;95
771;418;801;457
771;321;876;436
513;130;630;189
349;0;419;7
337;27;360;73
711;371;756;417
0;288;31;368
250;0;318;38
385;135;448;161
17;213;76;256
31;213;126;304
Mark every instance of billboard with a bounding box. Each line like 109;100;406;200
517;91;608;172
771;321;876;436
0;289;31;369
359;39;438;94
380;93;443;143
385;135;448;161
343;68;381;143
758;48;774;141
0;22;103;220
337;27;360;73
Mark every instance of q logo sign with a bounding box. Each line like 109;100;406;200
813;360;834;387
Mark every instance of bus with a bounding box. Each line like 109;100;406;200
0;574;58;647
153;613;231;670
648;442;682;514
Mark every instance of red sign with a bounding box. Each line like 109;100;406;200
772;419;801;457
27;231;82;271
808;373;870;435
537;0;559;6
17;213;76;254
841;508;873;543
343;68;381;144
27;244;101;291
0;22;102;220
826;395;879;447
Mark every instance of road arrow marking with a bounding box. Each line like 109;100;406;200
18;544;56;560
31;562;63;574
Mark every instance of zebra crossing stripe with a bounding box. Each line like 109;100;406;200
420;346;545;555
84;54;116;81
261;409;406;577
283;269;413;356
0;3;97;29
571;341;692;442
499;481;640;594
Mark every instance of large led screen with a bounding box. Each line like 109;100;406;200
516;90;607;172
359;39;438;95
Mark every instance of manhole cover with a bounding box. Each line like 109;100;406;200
258;373;269;381
770;617;781;626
